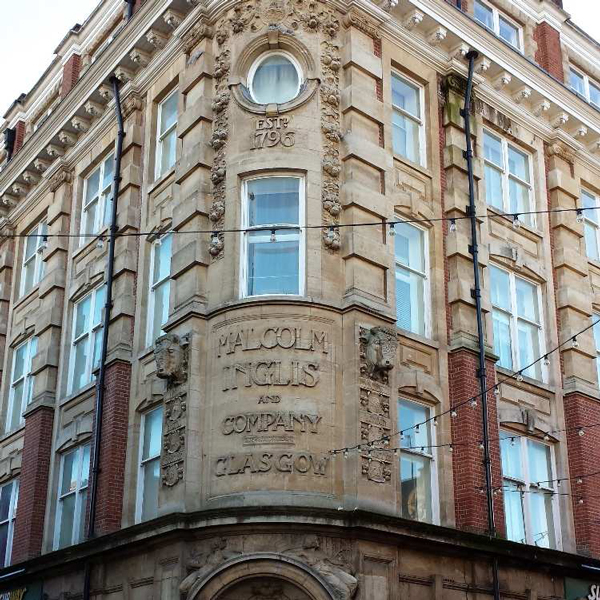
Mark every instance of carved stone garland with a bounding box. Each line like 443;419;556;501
154;333;190;487
358;327;398;484
208;47;231;260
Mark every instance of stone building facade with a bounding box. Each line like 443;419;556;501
0;0;599;598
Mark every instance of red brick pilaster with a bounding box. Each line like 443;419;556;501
12;121;26;156
564;392;600;557
449;350;505;536
60;54;81;97
87;360;131;536
534;22;564;83
11;406;54;563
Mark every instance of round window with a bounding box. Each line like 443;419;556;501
249;52;302;105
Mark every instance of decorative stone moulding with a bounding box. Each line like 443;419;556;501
403;9;424;31
493;72;512;90
588;139;600;154
163;9;183;29
427;26;447;46
11;183;28;197
573;124;588;139
71;116;90;133
512;86;531;104
533;99;551;117
114;66;134;84
378;0;399;11
46;144;65;158
130;48;151;68
84;99;104;118
98;84;112;100
181;21;214;55
146;28;169;50
475;57;491;74
58;131;77;146
34;158;51;173
551;112;569;128
450;42;470;60
0;195;17;209
22;171;40;185
186;0;200;5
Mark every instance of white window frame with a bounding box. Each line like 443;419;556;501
20;221;47;297
570;68;600;109
593;315;600;388
473;0;523;51
135;406;163;523
483;130;535;227
500;430;561;549
80;154;114;240
240;174;305;299
0;480;18;567
6;337;37;433
398;398;439;525
54;444;90;550
581;188;600;262
155;89;178;180
146;234;172;348
247;51;303;105
68;286;105;394
391;71;426;167
490;265;546;381
394;220;431;338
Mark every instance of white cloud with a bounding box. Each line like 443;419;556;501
563;0;600;44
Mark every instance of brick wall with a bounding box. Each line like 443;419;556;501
60;54;81;97
86;360;131;536
13;121;26;156
449;350;505;536
564;392;600;557
11;406;54;563
534;22;564;83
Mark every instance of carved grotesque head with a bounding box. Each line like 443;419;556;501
360;326;398;384
154;333;187;385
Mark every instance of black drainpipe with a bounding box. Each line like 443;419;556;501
125;0;135;20
82;74;125;600
462;50;501;600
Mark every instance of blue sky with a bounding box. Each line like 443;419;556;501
0;0;597;123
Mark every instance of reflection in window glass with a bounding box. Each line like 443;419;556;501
139;406;163;522
250;53;300;105
391;73;424;165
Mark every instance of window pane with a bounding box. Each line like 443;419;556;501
93;287;106;328
142;458;160;521
25;232;38;261
13;345;26;382
474;0;494;29
102;156;114;190
84;199;98;233
81;446;90;489
392;75;420;118
503;481;526;543
252;54;299;105
75;296;91;338
247;234;299;296
143;407;163;461
85;169;100;205
92;330;103;373
584;223;599;260
516;278;539;322
72;338;89;391
394;223;424;271
485;164;503;210
493;310;513;370
500;433;523;479
152;280;170;342
0;483;13;523
518;320;541;379
570;70;586;96
160;129;177;175
395;267;425;335
153;235;172;285
590;83;600;107
529;490;555;548
508;147;529;182
248;178;299;226
0;523;7;567
58;494;75;548
23;262;35;295
77;489;87;544
61;451;78;496
102;191;113;227
400;454;432;522
490;266;510;310
593;318;600;353
9;382;24;431
484;132;503;167
527;440;551;484
499;17;519;48
399;400;430;448
508;178;531;218
160;93;178;135
392;111;420;163
582;191;599;223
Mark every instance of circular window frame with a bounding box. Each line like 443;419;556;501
247;50;304;106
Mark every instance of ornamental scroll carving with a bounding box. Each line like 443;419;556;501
359;327;397;484
154;333;190;487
